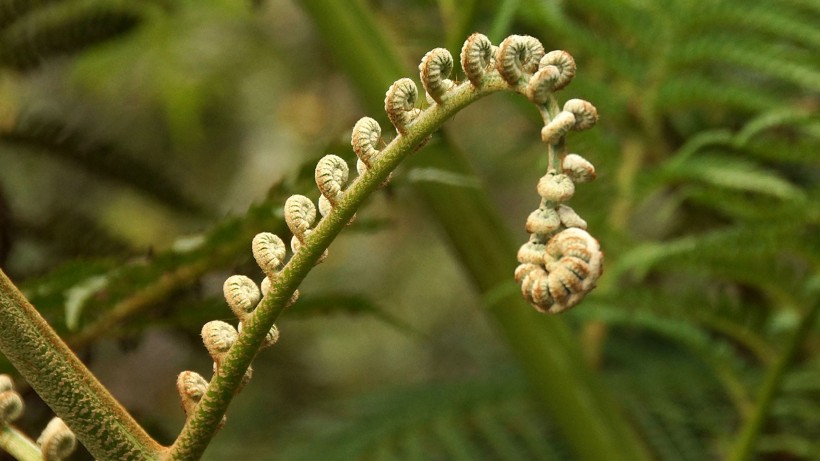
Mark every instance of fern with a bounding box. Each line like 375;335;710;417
0;0;155;71
0;0;817;459
0;114;204;213
277;376;574;461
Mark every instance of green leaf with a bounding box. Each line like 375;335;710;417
662;154;805;200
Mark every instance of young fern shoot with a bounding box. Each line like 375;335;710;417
169;32;602;459
0;374;77;461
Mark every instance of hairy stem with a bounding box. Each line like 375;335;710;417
0;270;163;460
165;71;512;461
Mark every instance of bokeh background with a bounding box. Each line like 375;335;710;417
1;0;818;459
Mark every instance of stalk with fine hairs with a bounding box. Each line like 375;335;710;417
167;32;606;459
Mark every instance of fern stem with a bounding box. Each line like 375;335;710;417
0;424;40;461
728;297;820;461
0;270;163;460
165;69;514;461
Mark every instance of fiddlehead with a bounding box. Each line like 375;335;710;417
37;418;77;461
0;374;79;460
460;33;496;86
223;275;262;321
541;99;599;143
252;232;287;278
419;47;456;104
168;32;606;459
0;374;23;425
201;321;238;370
385;78;422;134
176;371;208;418
315;155;349;207
505;39;602;313
496;35;545;86
352;117;393;185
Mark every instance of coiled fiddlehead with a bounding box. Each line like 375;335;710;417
176;371;208;417
37;418;76;461
223;275;262;321
460;33;496;86
496;35;545;86
0;374;23;424
493;36;602;313
420;47;455;104
170;33;605;458
385;78;422;134
0;375;80;460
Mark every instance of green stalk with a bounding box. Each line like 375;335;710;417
299;1;652;460
0;270;163;460
0;424;41;461
728;297;820;461
166;55;518;461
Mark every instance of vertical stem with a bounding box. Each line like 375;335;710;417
728;298;819;461
0;270;163;460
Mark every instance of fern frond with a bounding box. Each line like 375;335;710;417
560;0;663;52
667;108;820;171
672;34;820;93
0;0;154;71
0;114;203;213
757;434;820;460
605;338;737;461
687;1;820;51
17;179;303;347
682;186;807;222
658;76;781;113
662;154;805;200
734;109;819;146
287;292;420;336
612;224;812;294
578;302;752;411
278;377;574;461
760;360;820;458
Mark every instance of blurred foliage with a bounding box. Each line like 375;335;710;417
0;0;818;460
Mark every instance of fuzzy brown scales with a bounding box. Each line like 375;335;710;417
516;227;603;313
486;34;603;314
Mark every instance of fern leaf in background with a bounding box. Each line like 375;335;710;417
0;0;156;71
